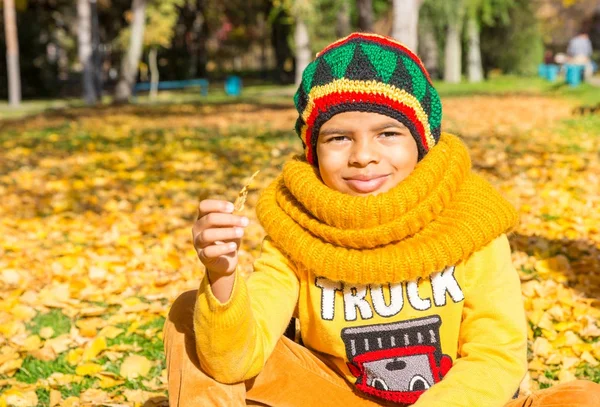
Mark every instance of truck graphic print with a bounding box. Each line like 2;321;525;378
341;316;452;404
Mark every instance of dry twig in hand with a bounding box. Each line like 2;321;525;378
233;170;260;212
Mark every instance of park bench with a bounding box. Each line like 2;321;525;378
538;63;596;87
133;78;210;96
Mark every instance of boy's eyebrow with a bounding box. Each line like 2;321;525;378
319;122;407;136
319;128;351;136
371;122;408;131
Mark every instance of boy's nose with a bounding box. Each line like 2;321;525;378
349;138;379;166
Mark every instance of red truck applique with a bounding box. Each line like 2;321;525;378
341;315;453;404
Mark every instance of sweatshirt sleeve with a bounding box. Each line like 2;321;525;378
193;236;300;383
413;234;528;407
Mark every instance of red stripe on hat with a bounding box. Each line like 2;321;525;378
317;33;432;84
304;91;429;164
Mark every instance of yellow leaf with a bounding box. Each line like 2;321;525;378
127;320;140;334
47;373;83;386
119;354;152;379
75;363;103;376
3;389;38;407
535;255;571;275
96;374;125;389
558;369;578;383
66;348;83;366
30;346;57;362
39;327;55;339
234;170;260;212
0;359;23;376
124;297;142;307
61;396;80;407
79;388;110;404
10;305;36;321
532;337;552;358
45;334;72;354
82;336;107;361
22;335;42;352
98;326;124;339
49;389;62;407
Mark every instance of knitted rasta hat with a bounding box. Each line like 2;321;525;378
294;32;442;166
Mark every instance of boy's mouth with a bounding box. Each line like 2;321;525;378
344;174;389;194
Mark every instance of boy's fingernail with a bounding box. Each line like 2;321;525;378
240;217;249;226
229;242;237;250
226;202;234;212
235;227;244;237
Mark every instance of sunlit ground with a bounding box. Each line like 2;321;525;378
1;79;599;405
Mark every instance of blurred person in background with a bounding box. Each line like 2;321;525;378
567;28;594;79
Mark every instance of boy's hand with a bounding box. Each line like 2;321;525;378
193;199;249;278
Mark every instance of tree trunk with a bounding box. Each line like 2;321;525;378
444;20;462;83
149;48;159;100
77;0;97;104
4;0;21;107
336;0;351;38
294;17;311;86
466;15;483;83
90;0;103;99
392;0;422;52
357;0;373;32
114;0;147;103
418;14;439;79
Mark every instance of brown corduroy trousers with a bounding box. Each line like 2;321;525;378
164;290;600;407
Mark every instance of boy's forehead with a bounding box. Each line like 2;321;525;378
320;112;409;131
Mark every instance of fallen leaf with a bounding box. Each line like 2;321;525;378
81;336;107;361
119;354;152;379
75;362;103;376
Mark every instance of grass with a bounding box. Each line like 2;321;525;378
26;309;72;338
1;309;167;402
434;75;600;105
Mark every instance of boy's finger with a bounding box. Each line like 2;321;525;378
200;242;237;259
196;213;249;228
197;199;234;220
195;228;244;248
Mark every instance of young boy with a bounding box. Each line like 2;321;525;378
164;33;600;406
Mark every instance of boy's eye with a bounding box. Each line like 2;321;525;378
326;135;349;142
380;131;400;138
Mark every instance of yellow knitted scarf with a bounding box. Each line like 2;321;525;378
256;133;518;284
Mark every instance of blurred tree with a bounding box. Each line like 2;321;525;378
357;0;373;32
114;0;147;103
271;0;313;85
465;0;513;82
418;1;444;78
336;0;351;37
268;2;294;83
392;0;424;51
142;0;185;99
78;0;100;104
443;0;465;83
3;0;21;106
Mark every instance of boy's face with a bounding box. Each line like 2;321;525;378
316;111;419;196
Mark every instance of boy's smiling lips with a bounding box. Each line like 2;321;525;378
343;174;390;194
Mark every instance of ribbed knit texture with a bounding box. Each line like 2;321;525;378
294;32;442;165
256;133;518;284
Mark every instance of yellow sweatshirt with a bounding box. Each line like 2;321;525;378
193;134;528;406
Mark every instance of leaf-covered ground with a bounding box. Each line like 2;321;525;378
1;94;599;406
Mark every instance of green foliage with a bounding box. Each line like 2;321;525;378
480;0;544;75
116;0;185;51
